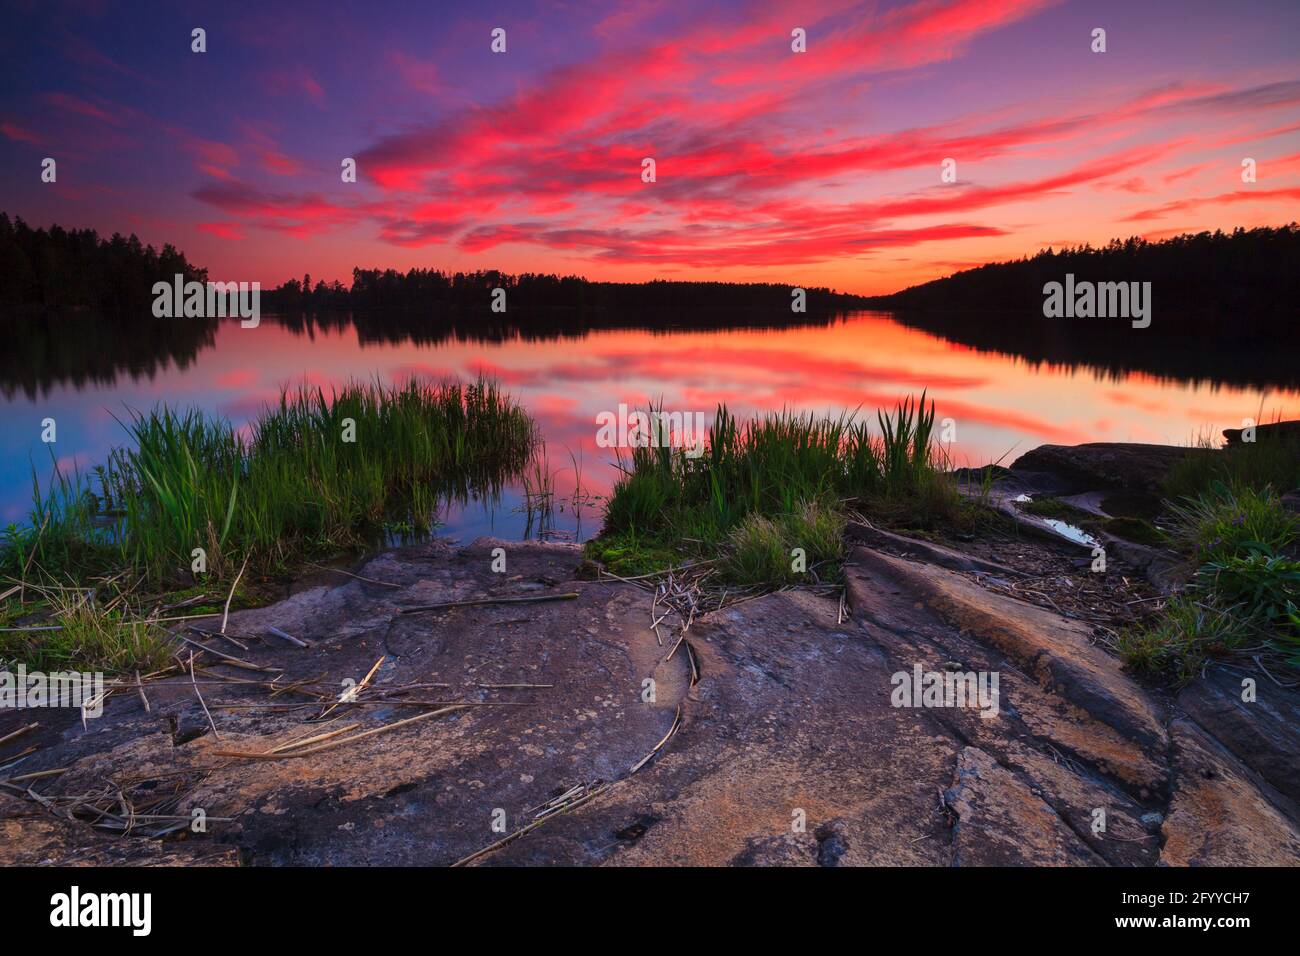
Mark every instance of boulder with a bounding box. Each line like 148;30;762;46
1223;419;1300;445
1009;442;1211;492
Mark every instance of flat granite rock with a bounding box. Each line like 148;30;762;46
0;792;239;866
1160;719;1300;866
1176;666;1300;806
2;537;1296;867
944;747;1102;866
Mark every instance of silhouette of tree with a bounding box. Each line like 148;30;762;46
263;267;867;316
869;224;1300;319
0;213;207;314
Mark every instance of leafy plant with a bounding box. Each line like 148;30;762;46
1117;595;1257;687
1164;481;1297;565
1200;552;1300;638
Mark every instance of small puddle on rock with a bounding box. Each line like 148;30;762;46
1042;518;1098;547
1012;494;1097;546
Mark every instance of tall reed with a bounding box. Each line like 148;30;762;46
5;379;536;584
602;393;960;548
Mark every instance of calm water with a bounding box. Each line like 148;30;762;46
3;310;1297;542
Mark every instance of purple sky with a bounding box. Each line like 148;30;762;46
2;0;1298;293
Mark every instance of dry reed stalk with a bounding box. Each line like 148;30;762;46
219;554;250;636
189;650;221;740
212;704;467;761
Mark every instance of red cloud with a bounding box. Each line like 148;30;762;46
0;122;42;144
197;221;246;241
103;0;1298;286
1123;186;1300;221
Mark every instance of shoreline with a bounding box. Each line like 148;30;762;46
2;432;1298;865
2;505;1296;866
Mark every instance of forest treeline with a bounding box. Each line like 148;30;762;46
0;213;869;317
6;215;1297;320
866;225;1300;317
266;269;868;315
0;214;207;315
4;216;1299;395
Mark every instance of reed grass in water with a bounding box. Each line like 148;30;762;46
596;393;967;581
3;379;537;584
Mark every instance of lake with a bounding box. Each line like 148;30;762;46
2;309;1296;543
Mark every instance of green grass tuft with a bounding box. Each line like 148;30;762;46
0;583;176;674
1120;479;1300;681
724;501;845;587
593;395;967;588
1163;431;1300;503
2;378;536;588
1164;481;1297;566
1117;596;1258;687
1100;516;1165;546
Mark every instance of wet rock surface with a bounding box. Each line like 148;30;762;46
2;534;1297;867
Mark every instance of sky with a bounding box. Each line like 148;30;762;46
1;0;1298;295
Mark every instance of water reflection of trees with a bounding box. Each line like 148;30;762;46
267;272;866;346
0;214;218;398
0;307;854;395
6;305;1298;396
873;226;1300;390
0;312;218;399
887;309;1300;391
275;307;851;348
6;217;1299;394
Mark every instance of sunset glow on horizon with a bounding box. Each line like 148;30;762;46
2;0;1299;294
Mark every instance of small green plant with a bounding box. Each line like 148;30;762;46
1117;595;1256;687
725;514;791;586
593;395;974;588
1;378;537;586
1121;479;1300;681
1163;427;1300;502
723;501;845;586
1200;552;1300;638
1020;496;1087;520
1164;481;1298;565
876;393;936;497
582;530;682;578
1100;516;1165;546
601;395;964;541
0;582;175;674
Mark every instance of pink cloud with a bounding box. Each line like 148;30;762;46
265;66;325;105
197;221;247;241
389;52;441;95
1;122;43;144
